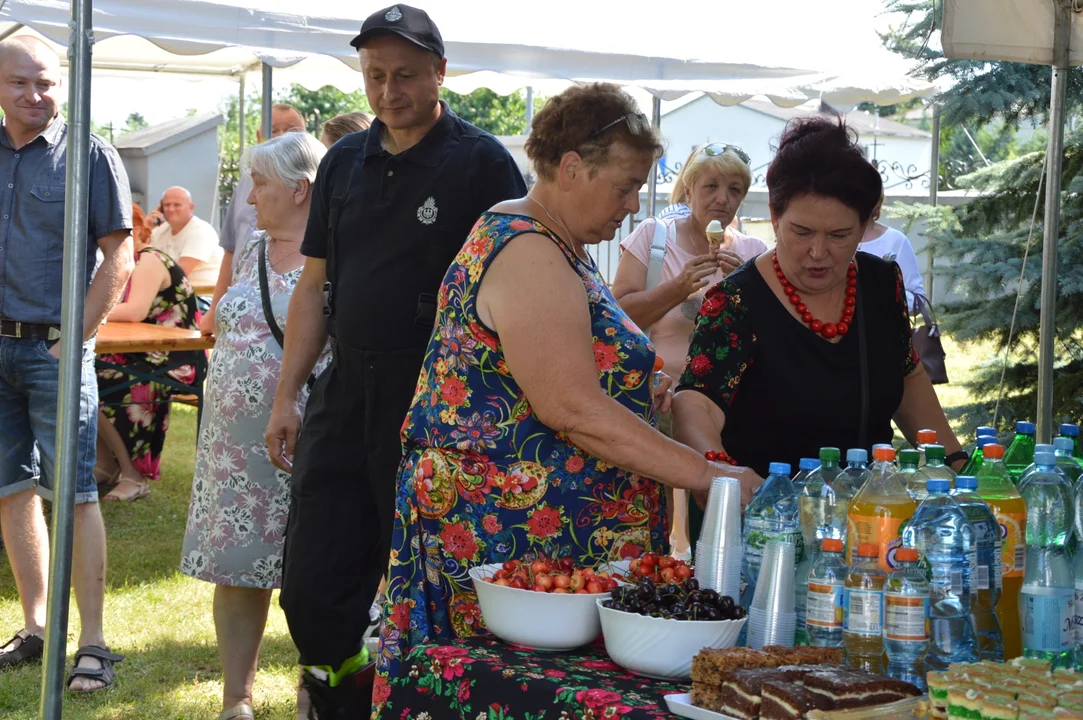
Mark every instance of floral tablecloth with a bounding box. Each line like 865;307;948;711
384;637;687;719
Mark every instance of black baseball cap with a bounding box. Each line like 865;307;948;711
349;4;445;58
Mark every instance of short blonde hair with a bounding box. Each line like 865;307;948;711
670;143;752;206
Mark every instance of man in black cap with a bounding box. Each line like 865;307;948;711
267;4;526;716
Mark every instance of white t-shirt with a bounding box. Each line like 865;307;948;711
150;215;224;288
859;225;925;311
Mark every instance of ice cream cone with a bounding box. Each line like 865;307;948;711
706;219;725;250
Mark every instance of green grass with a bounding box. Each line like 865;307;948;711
0;405;302;720
0;339;996;718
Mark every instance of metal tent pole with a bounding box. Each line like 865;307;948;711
926;105;940;302
261;61;272;140
646;95;662;217
238;72;246;154
524;86;534;134
1037;0;1072;443
0;22;24;42
40;0;93;715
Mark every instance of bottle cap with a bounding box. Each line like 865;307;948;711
1016;421;1036;434
983;443;1005;459
653;356;664;372
769;462;792;476
926;478;950;493
899;449;920;464
917;429;937;444
819;447;841;463
822;538;843;552
955;475;978;489
846;448;868;463
799;458;819;472
873;445;896;461
975;437;996;449
1054;437;1074;453
1035;443;1054;456
896;548;919;562
1035;452;1056;466
924;444;945;460
1060;423;1080;438
856;543;879;558
976;426;997;438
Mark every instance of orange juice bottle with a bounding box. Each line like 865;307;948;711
846;446;916;573
975;443;1026;660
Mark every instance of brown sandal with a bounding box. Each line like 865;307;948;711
103;478;149;502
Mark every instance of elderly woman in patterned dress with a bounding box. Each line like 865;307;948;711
371;83;763;716
179;132;330;720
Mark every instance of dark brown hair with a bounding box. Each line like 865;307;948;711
766;115;882;223
525;83;663;181
321;111;373;145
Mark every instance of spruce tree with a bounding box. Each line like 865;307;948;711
884;0;1083;428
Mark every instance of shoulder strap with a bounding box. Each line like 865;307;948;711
856;275;869;452
644;218;669;292
259;237;315;390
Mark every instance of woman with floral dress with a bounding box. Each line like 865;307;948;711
180;133;330;720
371;84;761;716
95;202;200;501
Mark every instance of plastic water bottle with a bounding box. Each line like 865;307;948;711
795;553;812;646
902;477;978;670
843;448;871;492
1019;451;1075;665
1017;443;1056;488
1005;421;1037;484
952;475;1004;661
1053;437;1083;487
916;429;938;466
793;458;819;491
743;462;803;606
884;547;929;690
1074;531;1083;670
1061;422;1082;461
807;538;847;648
844;543;886;673
961;434;997;477
799;447;851;554
897;448;931;503
871;444;898;475
923;445;957;491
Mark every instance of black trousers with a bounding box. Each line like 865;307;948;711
281;339;424;669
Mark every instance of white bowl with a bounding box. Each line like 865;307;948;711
597;599;746;680
468;563;615;651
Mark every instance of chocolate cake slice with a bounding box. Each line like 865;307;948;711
720;668;788;720
761;680;830;719
803;667;922;709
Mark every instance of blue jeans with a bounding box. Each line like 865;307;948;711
0;337;99;504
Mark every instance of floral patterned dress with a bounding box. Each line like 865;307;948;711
97;246;200;481
180;232;330;589
373;212;668;716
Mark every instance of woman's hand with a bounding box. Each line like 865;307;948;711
691;461;764;512
677;254;720;297
716;247;743;277
651;372;674;413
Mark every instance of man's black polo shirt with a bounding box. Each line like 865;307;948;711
301;102;526;351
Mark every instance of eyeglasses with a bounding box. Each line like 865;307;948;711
588;112;651;140
700;142;751;166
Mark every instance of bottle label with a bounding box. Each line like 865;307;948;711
807;581;844;629
846;514;907;573
844;588;883;635
1076;580;1083;646
884;591;929;641
968;517;999;592
744;516;803;583
995;511;1026;579
1021;586;1074;653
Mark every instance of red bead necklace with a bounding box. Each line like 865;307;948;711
772;251;856;340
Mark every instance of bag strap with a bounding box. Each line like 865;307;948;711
323;139;364;327
912;292;937;328
644;218;669;292
259;237;315;390
856;275;869;452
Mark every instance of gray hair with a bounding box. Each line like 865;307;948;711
244;132;326;190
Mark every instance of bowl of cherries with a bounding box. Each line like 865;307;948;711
469;556;624;651
597;576;746;680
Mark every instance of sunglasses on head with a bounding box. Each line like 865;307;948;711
700;142;751;166
588;112;651;140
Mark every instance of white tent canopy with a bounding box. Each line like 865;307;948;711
0;0;934;108
943;0;1083;66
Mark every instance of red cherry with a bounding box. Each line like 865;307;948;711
822;323;838;339
802;312;814;323
837;322;849;335
810;320;823;333
796;303;807;314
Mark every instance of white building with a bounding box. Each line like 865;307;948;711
658;96;933;194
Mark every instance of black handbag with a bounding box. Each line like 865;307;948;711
911;294;949;385
258;237;316;390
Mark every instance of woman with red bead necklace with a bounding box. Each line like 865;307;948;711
672;116;963;540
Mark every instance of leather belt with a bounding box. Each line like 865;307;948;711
0;319;61;341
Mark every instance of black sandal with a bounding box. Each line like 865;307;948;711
0;630;44;669
66;645;124;694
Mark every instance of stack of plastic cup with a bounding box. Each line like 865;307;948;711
694;476;743;601
746;540;797;649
